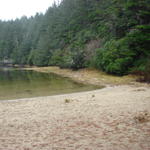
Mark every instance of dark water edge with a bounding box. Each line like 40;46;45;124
0;67;103;100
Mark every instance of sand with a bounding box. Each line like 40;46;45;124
0;85;150;150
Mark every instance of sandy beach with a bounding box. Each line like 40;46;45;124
0;84;150;150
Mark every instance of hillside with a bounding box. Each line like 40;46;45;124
0;0;150;79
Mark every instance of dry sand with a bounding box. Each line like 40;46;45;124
0;85;150;150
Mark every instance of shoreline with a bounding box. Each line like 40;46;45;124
0;85;150;149
24;66;141;87
0;67;150;149
0;87;106;103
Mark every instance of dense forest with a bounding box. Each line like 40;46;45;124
0;0;150;78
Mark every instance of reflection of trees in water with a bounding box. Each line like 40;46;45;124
0;69;48;82
0;69;13;81
0;68;80;86
0;69;100;100
0;69;28;82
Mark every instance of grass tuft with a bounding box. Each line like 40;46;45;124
64;99;71;103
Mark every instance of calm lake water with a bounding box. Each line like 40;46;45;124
0;68;101;100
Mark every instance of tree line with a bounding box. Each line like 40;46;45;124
0;0;149;78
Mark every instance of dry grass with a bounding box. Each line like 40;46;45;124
25;66;138;86
64;99;72;103
92;94;95;98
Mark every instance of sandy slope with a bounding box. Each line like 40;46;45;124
0;85;150;150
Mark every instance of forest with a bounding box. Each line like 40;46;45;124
0;0;149;78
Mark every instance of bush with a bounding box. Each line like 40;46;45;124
59;55;73;69
71;51;85;70
127;25;150;82
48;49;64;66
94;39;135;75
28;49;49;66
133;59;150;83
93;25;150;76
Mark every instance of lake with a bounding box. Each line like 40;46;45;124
0;68;101;100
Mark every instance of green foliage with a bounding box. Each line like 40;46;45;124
71;51;85;70
48;49;64;66
94;39;135;75
126;25;150;79
49;48;85;70
28;49;49;66
94;24;150;76
49;49;73;68
0;0;149;81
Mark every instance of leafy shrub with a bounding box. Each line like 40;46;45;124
28;49;49;66
94;39;135;75
127;25;150;82
48;49;73;68
59;55;73;69
73;29;96;44
71;51;85;70
93;25;150;76
133;59;150;83
48;49;64;66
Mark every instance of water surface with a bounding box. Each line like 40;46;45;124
0;68;101;100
